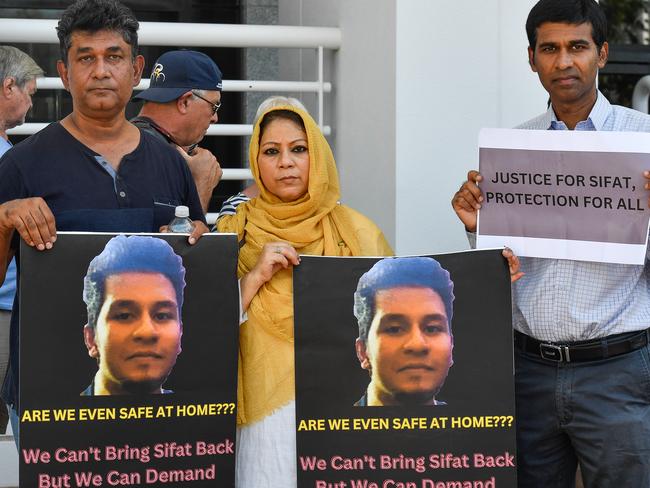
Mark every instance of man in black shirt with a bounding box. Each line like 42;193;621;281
0;0;207;441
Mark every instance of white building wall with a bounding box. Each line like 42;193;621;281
335;0;398;245
395;0;547;254
280;0;549;254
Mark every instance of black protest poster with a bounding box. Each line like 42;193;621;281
294;250;516;488
19;232;239;488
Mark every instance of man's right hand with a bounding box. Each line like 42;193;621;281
451;170;483;233
177;146;222;212
0;197;56;251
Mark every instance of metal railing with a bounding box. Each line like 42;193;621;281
1;19;340;186
0;19;341;48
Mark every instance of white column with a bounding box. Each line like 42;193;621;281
394;0;547;254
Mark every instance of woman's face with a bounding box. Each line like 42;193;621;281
257;117;310;202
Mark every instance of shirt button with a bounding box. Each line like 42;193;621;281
119;191;126;198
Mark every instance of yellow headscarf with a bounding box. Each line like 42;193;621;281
218;105;392;425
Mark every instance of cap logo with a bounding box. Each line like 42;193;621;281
152;63;166;83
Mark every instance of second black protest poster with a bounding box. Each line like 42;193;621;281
19;232;239;487
294;249;516;488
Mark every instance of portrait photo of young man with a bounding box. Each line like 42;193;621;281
353;257;455;407
81;235;185;396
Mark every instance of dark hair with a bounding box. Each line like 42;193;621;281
258;109;306;142
526;0;607;50
83;235;186;329
56;0;139;64
354;257;455;342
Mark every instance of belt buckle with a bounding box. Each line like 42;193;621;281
539;343;570;362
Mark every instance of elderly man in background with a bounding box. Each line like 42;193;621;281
132;50;223;212
0;46;43;434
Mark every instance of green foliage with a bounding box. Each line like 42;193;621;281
600;0;649;44
599;0;650;108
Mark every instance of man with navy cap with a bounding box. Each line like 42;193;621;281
133;50;223;212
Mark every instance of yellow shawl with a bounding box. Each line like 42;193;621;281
218;105;392;425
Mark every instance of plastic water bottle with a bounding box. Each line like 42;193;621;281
168;206;195;233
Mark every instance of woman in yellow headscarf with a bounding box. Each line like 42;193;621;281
218;103;393;487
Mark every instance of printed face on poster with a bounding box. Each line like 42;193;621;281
19;233;239;488
294;250;517;488
477;128;650;265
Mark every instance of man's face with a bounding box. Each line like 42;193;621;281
57;29;144;118
357;286;453;405
85;272;182;394
528;22;608;108
178;89;220;146
5;78;36;130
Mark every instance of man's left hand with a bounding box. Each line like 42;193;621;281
159;220;210;245
502;247;524;283
188;220;209;244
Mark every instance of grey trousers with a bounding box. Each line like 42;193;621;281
515;342;650;487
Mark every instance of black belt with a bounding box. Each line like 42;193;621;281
514;328;650;363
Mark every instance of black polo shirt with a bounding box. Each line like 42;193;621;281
0;122;204;407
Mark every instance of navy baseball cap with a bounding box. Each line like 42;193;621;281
134;50;223;103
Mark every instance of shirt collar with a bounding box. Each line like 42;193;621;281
546;90;611;131
358;389;443;406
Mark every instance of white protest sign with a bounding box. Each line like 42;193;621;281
477;128;650;265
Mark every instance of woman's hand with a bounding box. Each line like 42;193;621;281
240;242;300;311
502;247;524;283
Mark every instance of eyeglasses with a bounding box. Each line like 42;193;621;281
191;90;221;115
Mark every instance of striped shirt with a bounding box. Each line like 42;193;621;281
513;91;650;342
213;192;251;230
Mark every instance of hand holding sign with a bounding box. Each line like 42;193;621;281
476;129;650;265
451;170;483;233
